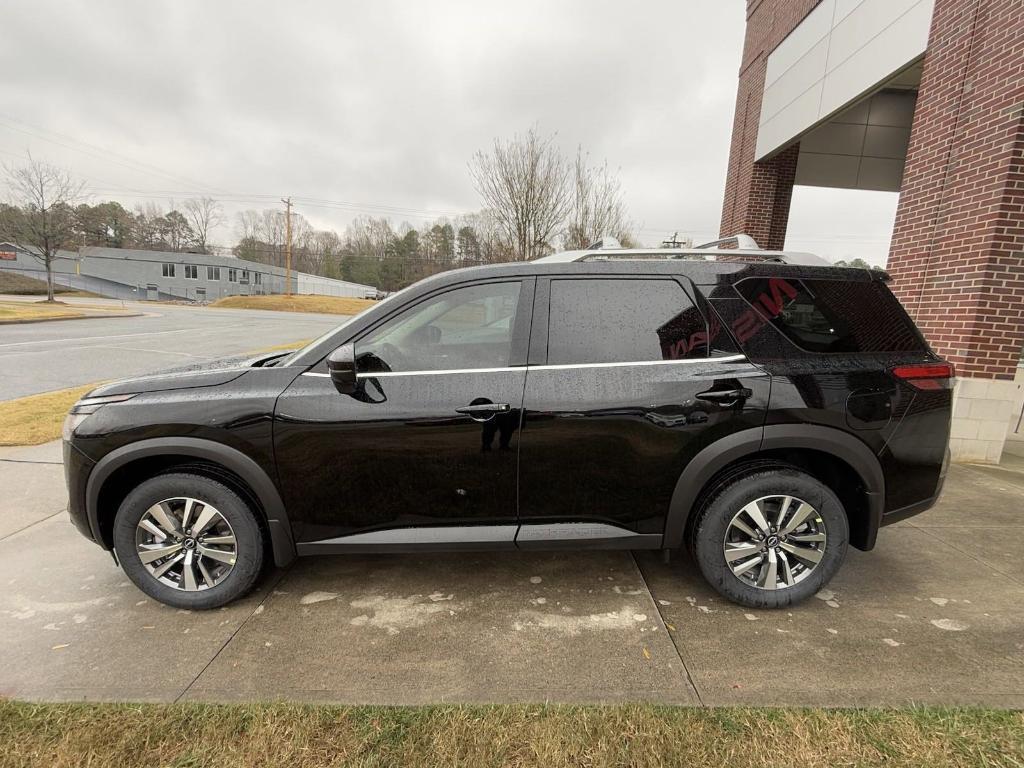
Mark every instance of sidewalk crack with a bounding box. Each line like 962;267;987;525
633;552;705;706
172;566;292;703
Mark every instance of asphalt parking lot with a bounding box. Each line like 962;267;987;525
0;296;344;400
2;438;1022;707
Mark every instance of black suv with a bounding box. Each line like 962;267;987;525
63;248;953;610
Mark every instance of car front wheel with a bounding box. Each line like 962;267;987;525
691;467;849;608
113;472;264;609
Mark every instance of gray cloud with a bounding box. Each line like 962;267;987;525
1;0;894;263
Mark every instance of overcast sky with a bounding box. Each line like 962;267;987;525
0;0;897;265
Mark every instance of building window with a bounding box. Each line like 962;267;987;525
184;265;198;280
162;263;175;278
207;266;220;281
253;272;262;285
241;270;250;283
228;269;237;282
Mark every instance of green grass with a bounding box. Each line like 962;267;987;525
0;701;1021;767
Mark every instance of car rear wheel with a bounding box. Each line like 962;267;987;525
691;467;848;608
113;472;264;610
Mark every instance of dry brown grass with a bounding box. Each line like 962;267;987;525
0;301;87;323
0;384;97;446
211;294;376;315
0;702;1020;768
247;339;313;354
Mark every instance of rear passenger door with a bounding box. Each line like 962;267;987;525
516;275;769;548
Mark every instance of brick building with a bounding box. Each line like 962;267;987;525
721;0;1024;463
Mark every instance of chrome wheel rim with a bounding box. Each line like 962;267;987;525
135;497;237;591
723;495;827;590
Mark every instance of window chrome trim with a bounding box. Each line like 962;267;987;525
528;354;745;372
300;354;746;379
357;366;525;378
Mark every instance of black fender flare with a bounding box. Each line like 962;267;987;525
663;425;885;550
85;437;296;567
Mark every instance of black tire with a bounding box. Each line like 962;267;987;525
113;472;264;610
691;466;848;609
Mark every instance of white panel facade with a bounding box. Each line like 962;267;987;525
755;0;933;159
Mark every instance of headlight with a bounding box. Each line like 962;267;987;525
62;394;136;441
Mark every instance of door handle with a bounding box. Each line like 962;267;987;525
456;402;511;421
695;388;752;404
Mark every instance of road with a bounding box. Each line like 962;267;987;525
0;296;347;400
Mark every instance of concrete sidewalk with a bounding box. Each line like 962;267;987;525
1;441;1022;706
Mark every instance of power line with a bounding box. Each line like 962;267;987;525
0;114;232;195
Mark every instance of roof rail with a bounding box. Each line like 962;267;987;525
695;233;760;250
586;236;623;250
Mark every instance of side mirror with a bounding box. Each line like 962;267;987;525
327;344;357;394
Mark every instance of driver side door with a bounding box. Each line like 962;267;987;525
273;278;533;550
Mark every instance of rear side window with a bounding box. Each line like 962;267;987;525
734;277;924;353
547;278;707;364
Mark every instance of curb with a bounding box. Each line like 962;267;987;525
0;312;144;325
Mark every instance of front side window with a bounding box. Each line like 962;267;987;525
253;272;262;285
207;266;220;280
184;264;198;280
228;269;237;282
547;278;706;364
162;263;175;278
356;281;521;373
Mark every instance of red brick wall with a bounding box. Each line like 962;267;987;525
720;0;822;249
888;0;1024;380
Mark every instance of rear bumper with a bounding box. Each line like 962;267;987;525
880;448;949;527
876;444;946;528
63;440;97;543
880;494;940;526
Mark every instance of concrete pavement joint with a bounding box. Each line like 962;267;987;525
0;509;66;542
633;552;705;706
0;458;62;465
172;566;293;704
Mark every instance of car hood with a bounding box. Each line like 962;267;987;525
85;354;261;397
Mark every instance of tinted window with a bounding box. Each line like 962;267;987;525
734;277;925;353
547;278;706;364
357;281;521;373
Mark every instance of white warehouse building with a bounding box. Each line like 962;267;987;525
0;244;377;302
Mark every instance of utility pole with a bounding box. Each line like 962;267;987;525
281;197;293;296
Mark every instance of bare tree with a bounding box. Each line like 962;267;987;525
469;127;571;261
183;197;225;253
563;147;634;250
1;155;84;301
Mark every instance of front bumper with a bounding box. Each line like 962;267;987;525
63;439;96;542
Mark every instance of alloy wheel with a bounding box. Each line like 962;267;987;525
135;497;237;591
723;495;827;590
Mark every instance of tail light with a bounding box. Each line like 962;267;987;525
891;362;956;390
